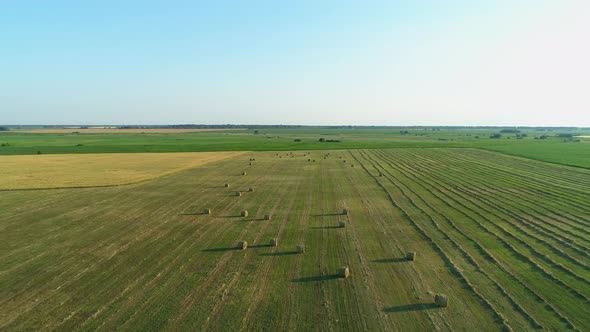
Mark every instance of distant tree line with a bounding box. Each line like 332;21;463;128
318;138;341;142
500;129;520;133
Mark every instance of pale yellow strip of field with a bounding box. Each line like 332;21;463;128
0;152;246;190
11;128;248;134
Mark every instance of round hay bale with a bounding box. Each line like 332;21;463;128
241;210;249;217
308;158;311;162
406;251;416;261
235;191;242;197
249;162;252;165
248;187;254;192
342;209;349;216
238;241;248;250
296;244;305;254
339;267;350;278
270;238;278;247
242;172;247;176
338;221;346;228
351;164;354;167
264;214;272;221
313;160;316;162
435;294;448;307
204;208;211;215
224;183;230;188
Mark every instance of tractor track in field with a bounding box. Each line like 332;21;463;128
374;150;590;296
417;150;590;232
356;151;524;330
352;150;539;330
341;151;443;331
329;157;374;331
419;149;590;217
351;150;513;332
49;175;242;330
346;178;442;329
196;173;295;330
4;156;259;330
282;160;317;331
402;149;590;225
450;149;590;195
360;150;588;328
365;149;582;330
311;157;337;331
359;150;549;330
159;157;293;330
80;184;244;330
376;150;590;287
395;151;590;275
1;179;196;328
238;159;309;331
402;149;590;220
434;150;590;218
424;161;590;268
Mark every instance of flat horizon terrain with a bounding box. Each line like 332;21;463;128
1;148;588;331
3;0;589;330
2;127;590;169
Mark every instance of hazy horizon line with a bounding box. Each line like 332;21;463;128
3;124;589;129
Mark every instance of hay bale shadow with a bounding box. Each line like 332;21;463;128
372;258;408;263
310;226;341;229
202;247;240;252
292;274;340;283
248;244;274;249
383;303;438;313
179;212;202;216
311;213;342;217
259;251;299;256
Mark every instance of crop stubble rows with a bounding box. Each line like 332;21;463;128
1;148;588;331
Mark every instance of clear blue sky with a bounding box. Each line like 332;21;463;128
1;0;589;126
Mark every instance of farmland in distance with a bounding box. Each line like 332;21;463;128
1;148;589;331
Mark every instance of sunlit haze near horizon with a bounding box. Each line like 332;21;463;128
1;0;589;126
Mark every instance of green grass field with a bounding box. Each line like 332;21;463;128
1;148;588;331
2;128;590;168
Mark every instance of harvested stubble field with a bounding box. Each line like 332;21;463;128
0;148;589;331
0;152;244;190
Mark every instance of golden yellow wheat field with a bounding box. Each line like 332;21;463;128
0;152;245;190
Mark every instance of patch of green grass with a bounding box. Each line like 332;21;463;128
1;128;590;168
